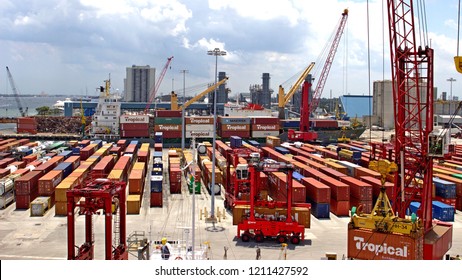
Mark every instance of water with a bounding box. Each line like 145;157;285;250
0;95;63;118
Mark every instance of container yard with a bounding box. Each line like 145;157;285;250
0;133;461;261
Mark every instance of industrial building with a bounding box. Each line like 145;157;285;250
124;65;156;103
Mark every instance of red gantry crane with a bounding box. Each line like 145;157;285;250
144;56;174;113
348;0;453;260
288;9;348;142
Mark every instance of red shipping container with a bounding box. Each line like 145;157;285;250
161;131;182;139
456;196;462;211
16;193;38;209
340;176;373;200
150;192;163;207
64;155;81;170
120;130;150;138
330;199;350;217
423;222;453;260
301;177;331;203
251;124;279;131
12;168;30;176
154;143;163;152
360;176;394;199
156;110;182;117
137;150;149;163
251;117;279;125
347;228;423;260
120;123;149;130
170;182;181;194
350;196;372;214
23;154;38;164
319;176;350;201
218;131;250;138
0;168;10;179
14;170;43;195
355;167;381;179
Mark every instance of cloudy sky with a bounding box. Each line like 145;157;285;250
1;0;461;101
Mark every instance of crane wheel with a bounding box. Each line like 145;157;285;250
254;234;264;243
241;233;251;242
277;235;287;244
290;235;300;245
175;256;183;260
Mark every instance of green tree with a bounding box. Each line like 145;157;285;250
36;106;51;115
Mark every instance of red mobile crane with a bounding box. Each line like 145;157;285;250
144;56;174;113
348;0;452;260
288;9;348;142
67;178;128;260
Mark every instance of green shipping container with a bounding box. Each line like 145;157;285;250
154;117;182;125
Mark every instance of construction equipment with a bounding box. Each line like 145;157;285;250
144;56;174;113
348;0;453;260
67;178;128;260
287;9;348;142
236;160;306;244
6;66;27;117
170;77;229;111
277;62;315;119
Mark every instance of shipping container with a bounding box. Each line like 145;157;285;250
340;176;373;200
251;117;279;125
53;162;73;178
251;130;279;138
185;116;214;125
30;196;53;216
155;110;182;118
38;170;63;196
127;194;141;214
309;201;330;219
432;177;457;199
150;176;163;193
150;192;163;207
120;123;150;130
16;193;37;209
359;176;394;200
350;196;373;214
319;176;350;201
14;170;43;195
128;169;144;194
218;116;251;125
301;177;331;203
120;130;150;138
230;136;243;149
330;199;350;216
0;190;14;209
120;114;149;124
347;228;423;260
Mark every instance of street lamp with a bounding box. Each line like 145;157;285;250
180;70;188;150
447;77;456;114
207;47;226;223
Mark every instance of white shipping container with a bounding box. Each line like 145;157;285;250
251;130;279;138
0;190;14;209
186;131;214;138
0;178;14;196
185;124;215;132
30;197;50;217
120;114;149;124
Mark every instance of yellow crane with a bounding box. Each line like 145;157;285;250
170;77;229;111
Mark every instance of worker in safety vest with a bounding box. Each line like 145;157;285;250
161;237;172;260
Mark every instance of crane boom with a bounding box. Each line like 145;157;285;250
144;56;174;113
6;66;27;117
171;77;229;111
278;62;315;119
310;9;348;114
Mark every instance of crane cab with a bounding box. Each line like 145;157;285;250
235;164;249;180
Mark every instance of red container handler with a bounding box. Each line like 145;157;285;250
340;176;373;200
318;176;350;201
330;199;350;216
301;177;330;203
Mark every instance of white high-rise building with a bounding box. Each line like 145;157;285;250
124;65;156;102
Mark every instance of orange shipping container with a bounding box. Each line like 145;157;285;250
129;169;144;194
127;194;141;214
347;228;423;260
38;170;63;196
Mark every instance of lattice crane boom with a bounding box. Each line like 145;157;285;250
144;56;174;113
6;66;27;117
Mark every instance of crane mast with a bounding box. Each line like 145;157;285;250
144;56;174;113
6;66;27;117
387;0;434;231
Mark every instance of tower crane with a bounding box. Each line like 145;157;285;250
144;56;174;113
348;0;453;260
6;66;28;117
170;77;229;111
288;9;348;142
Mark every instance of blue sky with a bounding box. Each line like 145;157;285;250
1;0;462;101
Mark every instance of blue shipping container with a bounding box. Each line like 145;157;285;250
58;150;72;160
72;147;81;156
274;146;290;155
433;177;457;198
150;176;163;193
230;136;242;149
153;151;163;160
91;140;103;148
309;200;330;219
282;120;299;128
248;140;261;148
130;140;139;146
292;171;304;182
53;162;73;178
432;201;455;222
155;132;163;144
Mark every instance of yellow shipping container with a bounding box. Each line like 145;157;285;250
108;169;124;181
127;194;141;214
133;161;145;171
324;160;348;175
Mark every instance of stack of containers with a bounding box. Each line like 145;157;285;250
36;169;63;214
217;116;250;138
124;141;138;157
137;143;150;163
185;116;214;138
35;156;65;175
17;117;37;134
14;170;44;209
120;114;150;138
107;155;131;182
109;146;123;158
169;150;182;194
150;151;163;207
92;155;116;179
117;139;128;150
318;175;350;216
250;117;279;138
267;172;306;204
0;174;19;209
79;143;98;161
301;177;331;218
154;110;182;139
432;177;457;207
127;161;146;214
430;173;462;211
409;201;455;222
340;176;373;213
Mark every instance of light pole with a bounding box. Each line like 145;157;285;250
207;47;226;223
180;70;188;150
447;77;456;114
